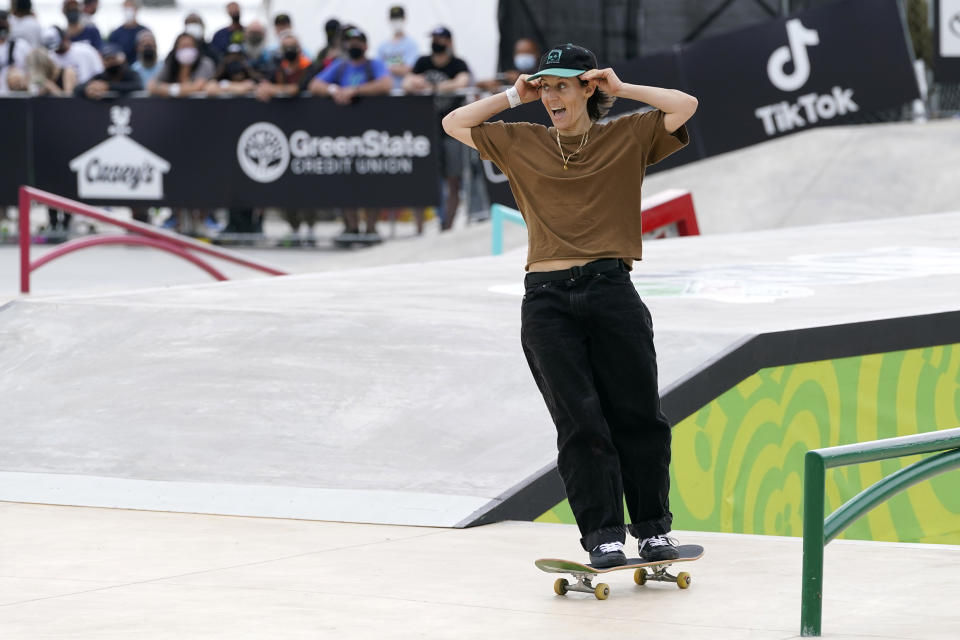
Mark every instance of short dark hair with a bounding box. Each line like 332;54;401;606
579;79;615;121
273;13;291;27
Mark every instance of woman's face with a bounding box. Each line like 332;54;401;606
539;75;593;131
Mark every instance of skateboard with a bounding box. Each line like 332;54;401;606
535;544;704;600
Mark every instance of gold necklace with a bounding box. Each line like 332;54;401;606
556;129;589;170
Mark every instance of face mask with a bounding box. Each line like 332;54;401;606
390;19;405;33
175;46;198;65
283;47;298;62
140;47;156;64
514;53;537;72
230;13;241;25
184;23;204;40
431;42;447;55
123;7;136;23
66;10;81;24
105;63;123;76
247;33;263;46
347;46;364;60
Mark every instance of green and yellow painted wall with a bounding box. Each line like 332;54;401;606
537;343;960;544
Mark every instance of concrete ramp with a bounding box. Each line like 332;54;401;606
2;213;959;527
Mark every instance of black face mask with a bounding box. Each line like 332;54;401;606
230;13;240;25
140;47;156;64
66;10;81;24
431;42;448;55
347;46;364;60
283;47;299;62
105;63;123;77
247;34;263;46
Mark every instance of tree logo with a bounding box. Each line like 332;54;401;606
237;122;290;183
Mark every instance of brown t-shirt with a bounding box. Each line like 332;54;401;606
471;110;689;269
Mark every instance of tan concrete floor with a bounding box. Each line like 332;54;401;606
1;502;957;639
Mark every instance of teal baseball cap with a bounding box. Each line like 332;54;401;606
526;43;597;81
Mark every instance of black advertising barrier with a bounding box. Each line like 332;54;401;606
682;0;920;156
934;0;960;82
1;98;30;207
482;0;920;207
28;95;440;208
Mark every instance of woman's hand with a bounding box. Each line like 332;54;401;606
516;74;541;103
579;67;624;97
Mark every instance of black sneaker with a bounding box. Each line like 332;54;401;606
639;535;680;561
589;541;627;568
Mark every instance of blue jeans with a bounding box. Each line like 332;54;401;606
520;260;673;550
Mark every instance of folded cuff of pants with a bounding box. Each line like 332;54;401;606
628;514;673;541
580;525;626;551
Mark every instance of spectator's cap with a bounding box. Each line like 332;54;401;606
389;6;404;19
430;26;452;39
101;42;125;61
526;43;597;80
41;25;64;50
341;26;366;42
101;42;122;57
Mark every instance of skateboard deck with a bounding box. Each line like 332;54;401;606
535;544;704;599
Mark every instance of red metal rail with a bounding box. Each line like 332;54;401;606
18;186;287;294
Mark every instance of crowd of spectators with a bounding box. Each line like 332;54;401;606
1;0;540;244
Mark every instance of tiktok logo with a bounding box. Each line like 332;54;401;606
754;17;858;136
766;19;820;91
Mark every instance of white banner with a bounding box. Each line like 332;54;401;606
941;0;960;56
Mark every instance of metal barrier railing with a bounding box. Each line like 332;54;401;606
18;186;287;294
801;427;960;636
489;189;699;256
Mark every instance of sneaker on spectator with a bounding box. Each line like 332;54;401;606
639;534;680;561
360;231;383;244
203;215;222;233
589;541;627;568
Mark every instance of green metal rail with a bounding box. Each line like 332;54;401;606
490;203;526;255
800;427;960;636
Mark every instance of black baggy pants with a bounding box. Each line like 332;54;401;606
520;260;672;551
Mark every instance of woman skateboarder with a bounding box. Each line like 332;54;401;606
442;44;697;568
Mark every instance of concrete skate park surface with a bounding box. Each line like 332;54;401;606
644;119;960;234
1;213;959;527
1;502;958;640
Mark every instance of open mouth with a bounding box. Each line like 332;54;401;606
551;107;567;118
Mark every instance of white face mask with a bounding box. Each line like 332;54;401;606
184;23;204;40
390;19;405;33
124;7;136;23
514;53;537;72
175;46;198;65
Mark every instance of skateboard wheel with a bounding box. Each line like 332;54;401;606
676;572;691;589
553;578;569;596
634;568;647;585
594;583;610;600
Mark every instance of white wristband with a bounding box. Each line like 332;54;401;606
505;86;521;108
328;84;340;96
168;83;181;97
